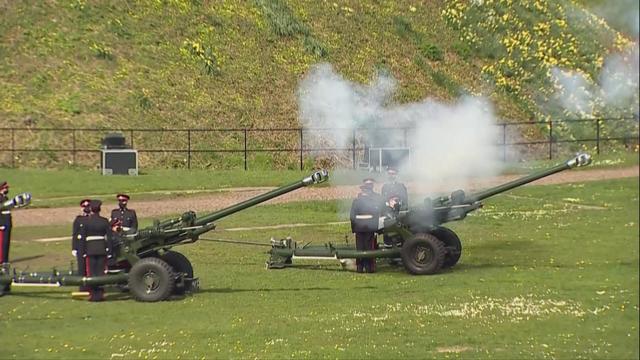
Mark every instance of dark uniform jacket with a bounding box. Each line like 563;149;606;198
381;182;408;210
71;215;87;252
350;192;384;233
80;214;113;256
0;195;11;228
110;207;138;232
0;209;11;229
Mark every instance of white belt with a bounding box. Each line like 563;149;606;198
355;215;373;219
1;210;10;215
0;226;5;230
86;236;105;241
121;227;131;231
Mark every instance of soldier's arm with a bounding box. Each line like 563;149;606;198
71;218;79;250
131;210;138;231
350;199;358;221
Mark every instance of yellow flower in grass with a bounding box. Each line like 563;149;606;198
614;33;632;51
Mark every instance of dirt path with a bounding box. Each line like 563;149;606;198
12;166;638;227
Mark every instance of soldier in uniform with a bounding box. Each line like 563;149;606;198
381;167;408;251
350;178;384;273
110;194;138;233
72;199;91;291
0;181;12;295
80;200;113;302
381;167;408;210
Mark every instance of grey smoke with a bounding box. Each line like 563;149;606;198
592;0;639;37
551;42;639;117
298;63;503;194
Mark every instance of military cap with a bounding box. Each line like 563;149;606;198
80;199;91;207
387;167;398;175
116;194;130;201
0;181;8;190
360;177;375;190
89;199;102;212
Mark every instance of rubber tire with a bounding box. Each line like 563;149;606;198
431;227;462;269
128;257;175;302
401;233;446;275
161;251;194;295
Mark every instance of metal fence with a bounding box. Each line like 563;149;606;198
1;117;638;170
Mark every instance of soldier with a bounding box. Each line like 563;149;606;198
81;200;113;302
381;167;408;210
0;181;12;295
350;178;384;273
72;199;91;292
110;194;138;233
381;167;408;250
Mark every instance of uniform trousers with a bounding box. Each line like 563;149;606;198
85;255;107;301
0;226;11;292
76;253;88;291
355;232;376;273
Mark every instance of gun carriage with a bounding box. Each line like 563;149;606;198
0;171;329;302
267;154;593;275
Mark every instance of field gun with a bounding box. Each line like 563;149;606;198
0;170;329;301
268;153;592;274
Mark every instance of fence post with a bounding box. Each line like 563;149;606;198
11;128;15;168
548;120;553;160
130;130;134;148
352;128;357;169
244;129;248;171
502;123;507;162
596;119;601;155
403;127;407;147
299;128;304;171
187;130;191;169
72;129;77;165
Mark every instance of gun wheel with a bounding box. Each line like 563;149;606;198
161;251;194;295
431;227;462;268
401;233;445;275
128;257;175;302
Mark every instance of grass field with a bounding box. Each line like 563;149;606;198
1;176;638;359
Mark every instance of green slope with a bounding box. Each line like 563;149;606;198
0;0;636;167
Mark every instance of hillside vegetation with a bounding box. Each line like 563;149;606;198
0;0;636;168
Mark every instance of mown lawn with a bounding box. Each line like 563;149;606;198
1;177;638;359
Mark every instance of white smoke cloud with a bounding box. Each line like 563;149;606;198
600;44;640;109
298;63;396;148
551;42;639;117
298;63;503;196
550;67;596;115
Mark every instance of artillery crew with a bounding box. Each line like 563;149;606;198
350;178;384;273
0;181;12;295
381;167;408;211
110;194;138;233
80;200;113;302
72;199;91;291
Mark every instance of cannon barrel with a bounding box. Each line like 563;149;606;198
120;170;330;259
192;170;329;226
467;153;591;202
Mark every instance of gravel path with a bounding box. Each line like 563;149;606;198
12;166;639;227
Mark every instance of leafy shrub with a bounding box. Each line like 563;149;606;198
90;43;114;60
420;42;444;61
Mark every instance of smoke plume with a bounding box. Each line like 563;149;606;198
298;63;503;197
551;42;639;117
